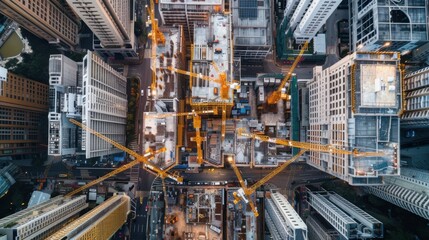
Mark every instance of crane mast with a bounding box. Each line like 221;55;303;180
237;128;384;157
267;41;309;105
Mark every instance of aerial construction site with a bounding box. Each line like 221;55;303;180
0;0;407;239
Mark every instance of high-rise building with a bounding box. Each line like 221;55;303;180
308;52;401;185
158;0;223;41
0;67;48;161
48;54;83;157
48;51;127;160
264;189;307;240
349;0;428;52
231;0;273;60
81;51;127;159
48;194;130;239
66;0;137;59
0;0;79;50
365;167;429;220
307;190;383;239
401;66;429;128
0;195;88;240
285;0;342;43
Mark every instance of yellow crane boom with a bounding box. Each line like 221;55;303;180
229;151;305;217
65;149;163;197
267;41;309;105
69;119;183;182
144;109;218;119
237;128;384;157
190;115;206;164
167;66;240;100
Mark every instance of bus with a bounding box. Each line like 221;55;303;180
209;225;221;234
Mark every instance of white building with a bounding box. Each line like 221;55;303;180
47;194;130;239
48;54;83;157
0;196;88;240
308;52;401;185
81;51;127;159
231;0;273;60
66;0;137;58
366;167;429;220
264;189;307;240
349;0;428;52
158;0;223;40
286;0;341;43
308;191;383;239
402;66;429;128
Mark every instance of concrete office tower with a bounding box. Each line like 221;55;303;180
48;194;130;239
308;52;401;185
293;0;342;43
0;196;88;240
350;0;428;52
401;66;429;127
66;0;137;59
158;0;223;41
81;51;127;159
285;0;341;43
48;54;83;157
231;0;273;60
0;67;48;161
0;0;79;50
264;189;307;240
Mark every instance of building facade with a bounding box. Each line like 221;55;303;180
66;0;137;59
349;0;429;52
231;0;273;60
158;0;223;41
308;52;401;185
48;194;130;239
366;167;429;220
264;189;307;240
0;0;79;50
284;0;341;43
48;54;83;157
308;191;383;239
293;0;342;43
0;67;48;161
81;51;127;159
0;196;88;240
402;66;429;127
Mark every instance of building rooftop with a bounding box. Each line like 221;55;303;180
191;14;233;104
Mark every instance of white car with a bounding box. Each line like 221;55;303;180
141;89;144;97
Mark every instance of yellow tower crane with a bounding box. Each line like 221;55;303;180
167;66;240;100
146;0;166;97
66;119;183;198
267;41;309;105
237;128;385;157
190;114;205;164
228;150;306;217
167;66;238;139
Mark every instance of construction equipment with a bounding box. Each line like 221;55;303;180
237;128;385;157
68;119;183;191
144;109;218;119
229;150;306;217
267;41;309;105
146;0;166;98
65;148;165;197
167;66;240;100
190;115;206;164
